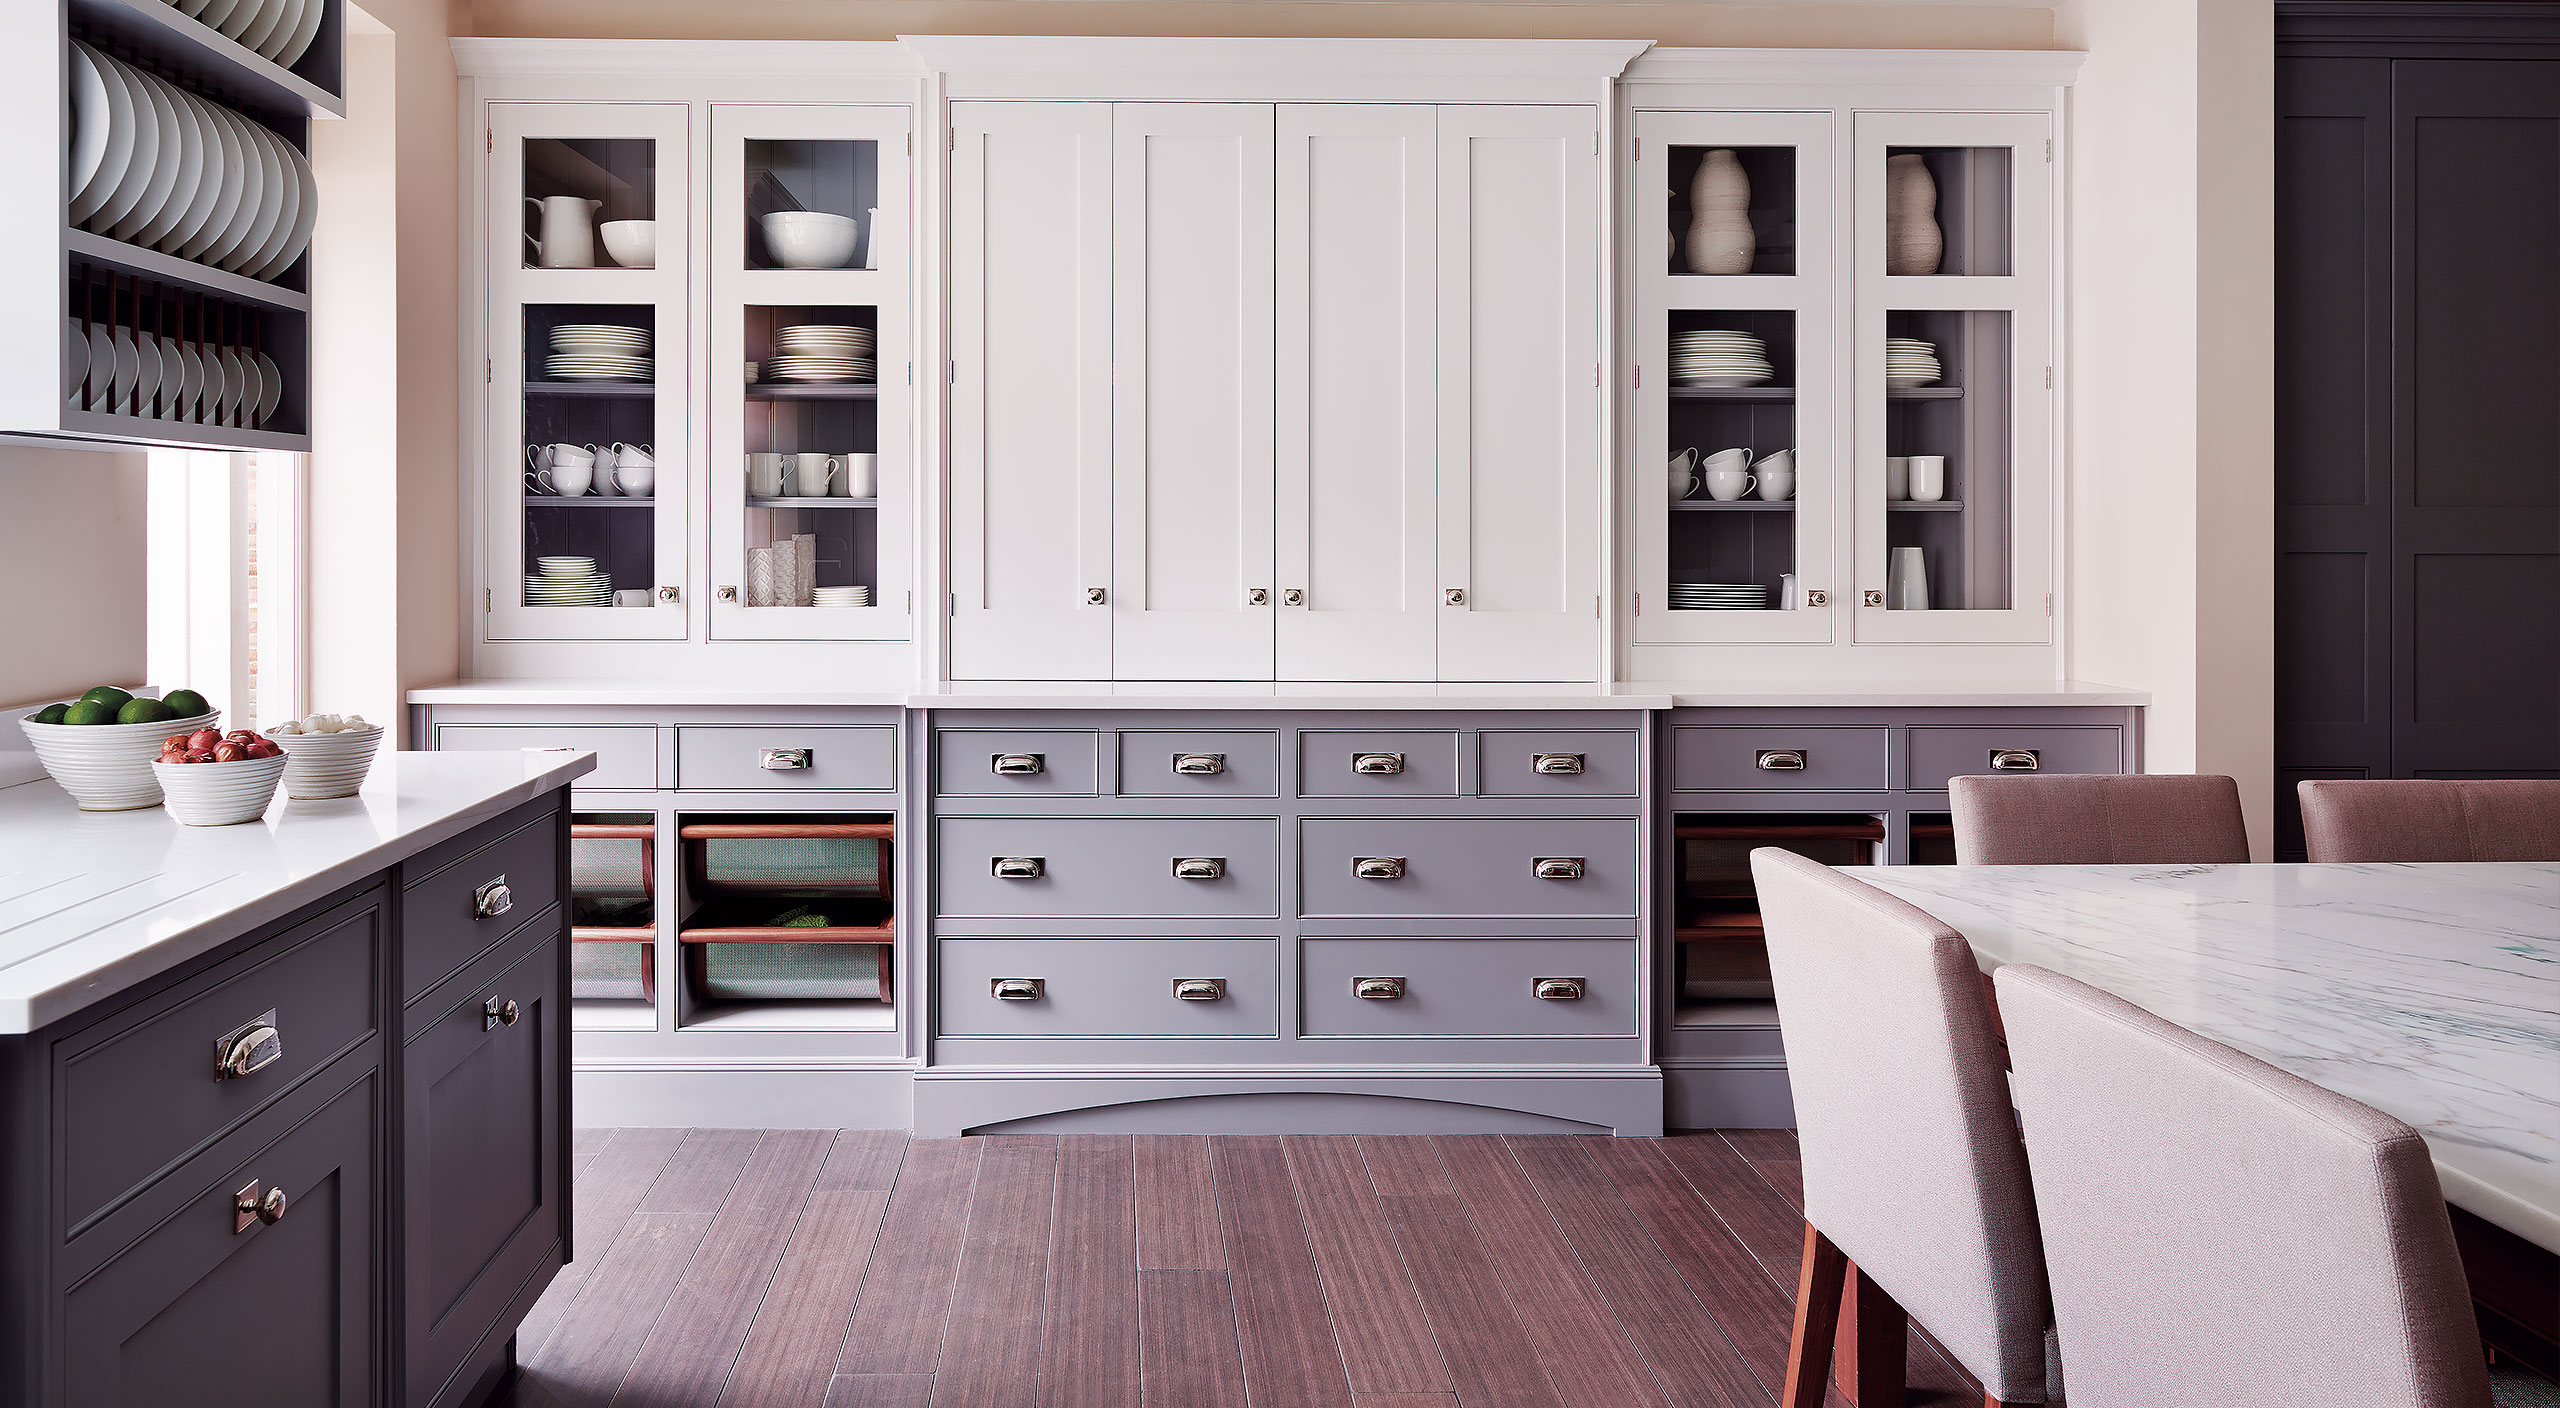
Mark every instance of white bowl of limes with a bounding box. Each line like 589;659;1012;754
18;686;219;811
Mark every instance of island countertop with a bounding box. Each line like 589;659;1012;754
0;749;595;1034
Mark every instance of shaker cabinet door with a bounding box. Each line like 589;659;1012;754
1276;103;1438;681
1433;105;1603;681
950;102;1116;679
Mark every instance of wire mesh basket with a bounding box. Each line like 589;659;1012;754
571;819;656;1001
678;820;894;1003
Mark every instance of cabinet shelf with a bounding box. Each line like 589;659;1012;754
66;230;310;312
67;0;344;120
746;383;878;400
1668;385;1963;402
1886;500;1965;512
525;381;654;398
1671;500;1795;512
527;495;655;508
1886;385;1964;400
746;496;878;509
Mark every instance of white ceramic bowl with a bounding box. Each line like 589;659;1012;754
19;709;221;810
267;723;382;799
154;752;286;826
760;211;859;270
600;219;655;269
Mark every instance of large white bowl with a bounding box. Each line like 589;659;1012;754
20;708;221;810
154;752;285;826
760;211;859;270
600;220;656;269
268;724;382;799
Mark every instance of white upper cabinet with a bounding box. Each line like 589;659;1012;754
1276;104;1437;682
1111;103;1277;681
949;101;1115;680
1433;106;1602;682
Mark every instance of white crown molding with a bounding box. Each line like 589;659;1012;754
1624;46;2086;90
450;37;924;81
903;34;1651;101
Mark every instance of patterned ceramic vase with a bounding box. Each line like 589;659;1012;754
1685;149;1755;275
1887;154;1944;276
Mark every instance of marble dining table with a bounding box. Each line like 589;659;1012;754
1856;861;2560;1254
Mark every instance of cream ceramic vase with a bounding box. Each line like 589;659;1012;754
1886;154;1943;276
1685;149;1755;275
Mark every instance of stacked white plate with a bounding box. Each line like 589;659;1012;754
154;752;288;826
66;318;283;428
766;324;875;384
526;556;610;607
67;41;318;284
812;586;872;608
160;0;329;68
267;723;383;800
1668;582;1772;611
1670;330;1775;387
547;324;653;381
1887;338;1942;388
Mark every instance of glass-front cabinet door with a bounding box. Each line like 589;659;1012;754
709;104;912;640
1632;110;1835;644
1852;111;2054;644
487;102;690;641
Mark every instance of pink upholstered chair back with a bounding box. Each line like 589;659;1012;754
1748;848;2052;1403
2298;779;2560;863
1949;773;2251;865
1993;964;2494;1408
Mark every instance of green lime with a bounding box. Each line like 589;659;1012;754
61;700;119;726
117;698;176;726
781;914;832;927
79;686;133;711
160;689;210;720
29;703;69;724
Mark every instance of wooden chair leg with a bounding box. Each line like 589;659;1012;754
1783;1220;1849;1408
1832;1259;1908;1406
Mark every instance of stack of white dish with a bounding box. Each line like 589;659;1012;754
154;752;288;826
65;319;283;428
812;586;872;608
1887;338;1942;388
526;556;610;607
67;41;319;283
156;0;329;67
546;325;653;381
766;325;875;383
20;705;222;811
265;721;383;800
1670;330;1775;387
1668;582;1772;611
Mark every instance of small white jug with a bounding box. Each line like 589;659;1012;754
525;196;603;269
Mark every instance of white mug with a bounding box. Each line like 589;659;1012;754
1908;455;1947;503
789;452;840;497
1668;448;1701;502
1704;468;1756;502
1885;455;1911;502
746;452;789;498
612;589;653;608
839;453;877;499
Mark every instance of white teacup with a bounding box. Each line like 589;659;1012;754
1668;448;1701;502
1753;449;1796;501
548;458;595;497
611;442;653;467
746;452;789;498
1885;456;1911;502
1704;468;1756;502
612;589;653;608
611;459;656;497
1702;447;1752;475
789;452;840;497
585;443;618;478
839;453;878;499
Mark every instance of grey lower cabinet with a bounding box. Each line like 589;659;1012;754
0;793;571;1408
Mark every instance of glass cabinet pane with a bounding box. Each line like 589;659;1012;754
1883;145;2012;277
522;303;658;611
1665;145;1797;276
1883;308;2011;612
744;139;883;271
1667;309;1799;613
522;139;658;270
740;304;881;609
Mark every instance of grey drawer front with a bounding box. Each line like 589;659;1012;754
1299;818;1638;918
936;730;1102;796
1301;938;1637;1038
1907;726;2124;791
935;817;1280;918
1298;731;1460;798
60;893;382;1232
1476;730;1640;797
676;725;896;791
432;723;656;790
1671;726;1890;792
1117;730;1283;798
937;938;1279;1037
404;811;562;1002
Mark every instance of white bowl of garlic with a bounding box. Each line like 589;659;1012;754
264;713;383;799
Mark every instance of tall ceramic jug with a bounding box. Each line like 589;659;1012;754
1685;149;1755;275
525;196;604;269
1886;155;1943;276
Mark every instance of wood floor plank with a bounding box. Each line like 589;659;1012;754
613;1131;836;1408
816;1130;911;1192
638;1128;769;1215
1580;1138;1794;1400
1719;1130;1799;1165
1746;1159;1805;1213
575;1128;617;1158
518;1212;718;1407
1354;1136;1452;1196
522;1127;690;1358
1351;1397;1459;1407
822;1375;935;1408
1282;1136;1448;1395
931;1137;1061;1408
716;1190;892;1408
1139;1269;1250;1408
1041;1135;1140;1408
1377;1195;1562;1408
837;1138;987;1377
1212;1135;1354;1408
1503;1136;1772;1408
1430;1137;1675;1408
1654;1136;1805;1274
1134;1134;1222;1270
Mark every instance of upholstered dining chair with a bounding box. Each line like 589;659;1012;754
1949;772;2251;865
1750;848;2053;1408
1994;963;2538;1408
2298;778;2560;863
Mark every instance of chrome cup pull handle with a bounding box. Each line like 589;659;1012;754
1989;749;2042;772
992;752;1045;776
992;857;1046;880
1352;856;1406;881
1532;752;1586;776
1533;857;1586;881
1352;752;1405;775
213;1011;282;1082
1754;749;1808;772
1533;977;1585;1002
1172;857;1226;881
474;877;514;919
761;747;812;771
1173;752;1227;776
992;978;1044;1002
1173;978;1226;1002
1353;976;1406;1001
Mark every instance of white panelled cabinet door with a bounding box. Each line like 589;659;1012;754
949;101;1114;680
1276;104;1437;682
1110;103;1277;681
1434;105;1602;681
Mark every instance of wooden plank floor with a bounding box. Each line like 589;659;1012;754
501;1130;1985;1408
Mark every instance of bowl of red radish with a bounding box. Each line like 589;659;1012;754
151;727;289;826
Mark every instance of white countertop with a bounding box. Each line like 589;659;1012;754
0;749;594;1034
908;681;1673;710
406;677;2145;711
1646;677;2148;708
405;679;915;707
1859;862;2560;1252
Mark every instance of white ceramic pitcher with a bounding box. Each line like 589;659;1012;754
525;196;603;269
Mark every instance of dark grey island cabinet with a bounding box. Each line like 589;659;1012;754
0;790;573;1408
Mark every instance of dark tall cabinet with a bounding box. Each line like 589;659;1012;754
2276;5;2560;858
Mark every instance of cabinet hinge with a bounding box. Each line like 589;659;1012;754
484;588;492;612
906;590;913;613
1633;591;1642;616
487;130;493;154
1633;136;1640;161
949;360;956;384
2045;592;2055;617
1594;363;1601;388
1594;595;1601;619
1634;364;1642;389
950;592;958;616
906;360;912;385
2045;138;2054;163
949;127;956;151
2044;365;2054;390
1593;130;1600;156
486;358;492;383
906;132;912;156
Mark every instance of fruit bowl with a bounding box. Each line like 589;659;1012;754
267;723;383;799
19;709;222;810
153;752;287;826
